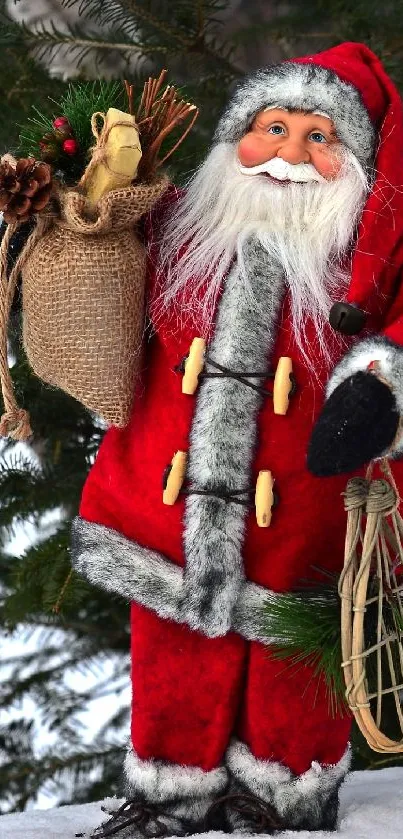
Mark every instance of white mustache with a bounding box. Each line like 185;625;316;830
238;156;326;183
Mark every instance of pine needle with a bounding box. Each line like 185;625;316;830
263;582;347;715
17;81;125;184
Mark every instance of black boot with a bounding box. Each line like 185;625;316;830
204;787;285;834
86;796;217;838
224;739;348;833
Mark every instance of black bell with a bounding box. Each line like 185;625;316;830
329;302;367;336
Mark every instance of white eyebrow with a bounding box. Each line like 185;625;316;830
263;105;331;120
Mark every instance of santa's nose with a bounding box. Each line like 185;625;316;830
277;141;310;165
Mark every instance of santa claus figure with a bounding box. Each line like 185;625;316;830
72;42;403;835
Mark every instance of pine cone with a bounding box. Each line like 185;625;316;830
0;157;52;224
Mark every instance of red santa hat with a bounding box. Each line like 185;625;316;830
214;42;403;331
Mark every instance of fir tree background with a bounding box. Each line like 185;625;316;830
0;0;403;814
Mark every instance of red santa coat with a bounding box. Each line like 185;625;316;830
70;45;403;826
73;182;403;779
81;207;353;600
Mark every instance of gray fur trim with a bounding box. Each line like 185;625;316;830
214;62;375;167
231;582;279;643
225;738;351;831
71;516;183;622
71;516;282;642
124;745;228;822
327;335;403;456
182;239;285;636
124;745;228;799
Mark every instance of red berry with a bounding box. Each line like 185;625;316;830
53;116;70;130
63;138;79;156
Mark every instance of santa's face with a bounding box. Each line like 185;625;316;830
237;108;342;181
158;106;369;366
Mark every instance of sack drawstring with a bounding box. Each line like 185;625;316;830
0;216;49;440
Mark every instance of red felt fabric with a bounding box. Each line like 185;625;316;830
130;605;246;770
237;643;351;775
296;42;388;125
130;606;351;776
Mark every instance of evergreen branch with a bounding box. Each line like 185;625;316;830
230;21;337;46
62;0;145;34
0;18;168;63
0;644;68;668
366;754;403;769
62;0;194;48
264;581;347;713
22;30;166;58
3;744;124;784
61;0;243;76
1;649;128;711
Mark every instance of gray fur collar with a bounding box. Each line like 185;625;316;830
182;238;285;635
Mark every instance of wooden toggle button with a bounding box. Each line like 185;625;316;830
182;337;206;395
273;357;293;415
255;470;275;528
163;450;188;505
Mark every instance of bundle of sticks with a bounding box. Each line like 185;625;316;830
125;70;199;179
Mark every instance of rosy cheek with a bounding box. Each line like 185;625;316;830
237;133;274;166
313;149;343;180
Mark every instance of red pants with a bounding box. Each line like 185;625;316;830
131;605;351;777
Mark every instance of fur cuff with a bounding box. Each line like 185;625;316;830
232;582;279;643
124;746;228;821
225;738;351;831
327;336;403;456
71;516;280;642
71;517;183;623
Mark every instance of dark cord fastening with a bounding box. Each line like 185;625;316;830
201;357;275;397
181;485;255;507
175;354;297;399
181;484;279;510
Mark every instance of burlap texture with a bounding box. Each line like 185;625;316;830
22;175;168;427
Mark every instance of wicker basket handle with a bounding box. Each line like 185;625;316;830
340;463;403;753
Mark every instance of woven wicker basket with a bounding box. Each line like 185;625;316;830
339;461;403;752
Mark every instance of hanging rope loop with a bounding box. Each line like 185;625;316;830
0;215;51;440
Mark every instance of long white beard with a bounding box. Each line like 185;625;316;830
154;142;370;368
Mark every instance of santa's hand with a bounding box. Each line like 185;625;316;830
307;371;399;477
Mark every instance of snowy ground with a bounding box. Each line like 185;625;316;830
1;768;403;838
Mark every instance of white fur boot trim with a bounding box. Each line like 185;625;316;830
225;737;351;831
124;745;228;821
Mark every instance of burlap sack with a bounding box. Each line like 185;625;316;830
21;175;168;427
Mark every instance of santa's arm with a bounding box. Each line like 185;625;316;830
308;296;403;476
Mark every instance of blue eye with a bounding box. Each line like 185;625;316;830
309;131;327;143
268;124;286;135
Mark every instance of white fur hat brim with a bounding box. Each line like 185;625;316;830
214;62;376;167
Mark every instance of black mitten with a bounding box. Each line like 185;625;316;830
307;371;399;477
